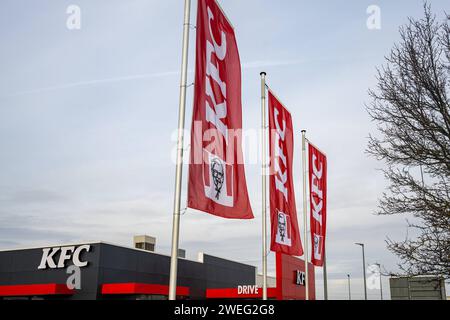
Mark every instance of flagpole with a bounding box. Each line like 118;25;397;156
301;130;309;300
323;247;328;300
260;71;268;301
168;0;191;301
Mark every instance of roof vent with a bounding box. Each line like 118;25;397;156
133;235;156;252
178;249;186;259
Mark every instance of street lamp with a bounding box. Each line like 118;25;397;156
375;263;383;300
355;243;368;300
347;274;351;300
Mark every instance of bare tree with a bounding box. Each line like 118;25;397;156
367;4;450;279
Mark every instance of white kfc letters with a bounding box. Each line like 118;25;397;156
38;245;91;270
274;108;288;201
205;7;228;143
311;154;324;225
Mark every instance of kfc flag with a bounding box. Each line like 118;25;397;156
309;143;327;266
187;0;253;219
268;91;303;256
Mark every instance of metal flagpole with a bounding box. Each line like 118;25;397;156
301;130;309;300
323;248;328;300
260;72;268;301
347;274;351;300
362;246;367;300
376;263;383;300
169;0;191;301
380;271;383;300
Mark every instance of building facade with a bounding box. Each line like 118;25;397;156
390;276;447;300
0;241;315;300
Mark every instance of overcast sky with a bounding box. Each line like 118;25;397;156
0;0;449;300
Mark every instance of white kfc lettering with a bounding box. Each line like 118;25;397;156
57;246;75;268
274;108;288;201
312;154;323;179
207;8;226;61
38;245;91;269
311;154;324;225
205;7;228;142
38;247;59;269
202;5;234;206
205;79;228;141
312;195;323;225
296;270;306;286
73;245;90;267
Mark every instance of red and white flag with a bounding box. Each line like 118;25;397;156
187;0;253;219
309;143;327;266
268;91;303;256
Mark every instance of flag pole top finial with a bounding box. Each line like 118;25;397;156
260;71;266;76
301;130;306;133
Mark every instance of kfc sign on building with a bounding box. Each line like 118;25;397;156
295;270;306;286
38;245;91;270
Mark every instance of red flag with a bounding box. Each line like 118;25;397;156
268;91;303;256
309;143;327;266
187;0;253;219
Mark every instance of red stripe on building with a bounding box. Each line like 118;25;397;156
0;284;73;297
101;283;189;297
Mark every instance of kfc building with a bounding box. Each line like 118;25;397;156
0;236;315;300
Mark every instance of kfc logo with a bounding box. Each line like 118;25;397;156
313;234;323;260
309;145;327;264
38;245;91;270
275;211;292;246
268;91;302;255
187;0;253;220
204;152;233;206
295;270;306;286
201;7;234;207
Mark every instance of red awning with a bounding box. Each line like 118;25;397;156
206;287;279;299
0;284;74;297
101;283;189;297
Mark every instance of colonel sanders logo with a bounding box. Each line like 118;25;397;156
211;158;224;200
204;152;233;207
313;234;323;260
275;211;292;246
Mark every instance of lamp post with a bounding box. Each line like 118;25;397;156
347;274;351;300
376;263;383;300
355;243;367;300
